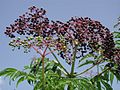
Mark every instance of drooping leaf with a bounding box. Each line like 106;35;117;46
114;72;120;81
52;64;57;72
97;81;102;90
57;69;61;77
115;40;120;45
113;31;120;38
33;81;42;90
10;71;20;81
27;74;35;81
24;65;30;70
101;80;113;90
104;71;109;82
0;68;17;76
16;77;25;87
110;72;114;85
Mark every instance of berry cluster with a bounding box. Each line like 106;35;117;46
112;48;120;65
4;6;119;65
5;6;49;38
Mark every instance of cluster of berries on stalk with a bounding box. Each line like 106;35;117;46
4;6;120;67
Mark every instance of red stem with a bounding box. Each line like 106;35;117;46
45;49;57;56
32;45;43;56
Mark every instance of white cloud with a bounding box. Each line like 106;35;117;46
0;77;3;90
0;77;3;85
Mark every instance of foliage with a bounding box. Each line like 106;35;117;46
0;58;95;90
1;6;120;90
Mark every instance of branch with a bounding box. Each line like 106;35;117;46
95;67;111;77
48;47;69;75
31;45;43;56
76;58;103;76
45;49;57;56
76;65;95;76
70;45;77;77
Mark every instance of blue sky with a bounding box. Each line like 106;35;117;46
0;0;120;90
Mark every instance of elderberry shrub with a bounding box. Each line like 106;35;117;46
4;6;120;65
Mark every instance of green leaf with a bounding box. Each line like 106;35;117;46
11;71;23;81
80;78;94;90
81;81;91;90
113;31;120;38
9;71;18;80
16;77;25;87
0;68;17;76
24;66;30;70
110;69;120;81
34;81;42;90
115;45;120;48
104;71;109;82
57;69;61;77
27;74;35;81
115;40;120;45
114;72;120;81
57;67;67;75
0;68;18;80
101;80;113;90
52;64;57;72
110;72;114;85
97;81;101;90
